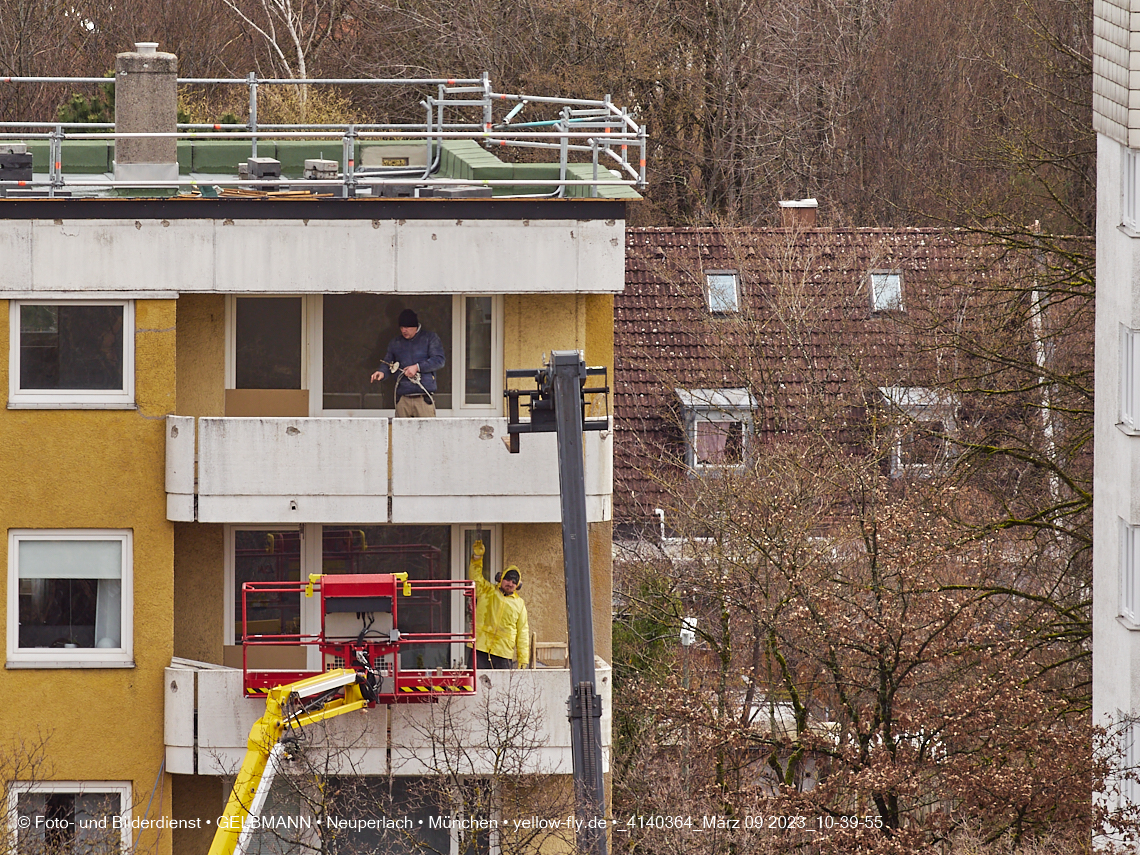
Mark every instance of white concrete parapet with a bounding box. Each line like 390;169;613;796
389;659;612;777
196;417;389;523
166;415;613;524
0;218;626;296
165;416;196;522
163;658;609;777
390;417;613;523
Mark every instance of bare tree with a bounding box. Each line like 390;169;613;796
221;0;355;83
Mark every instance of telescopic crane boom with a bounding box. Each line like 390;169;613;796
506;351;610;855
207;668;375;855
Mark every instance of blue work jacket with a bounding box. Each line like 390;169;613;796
379;328;446;398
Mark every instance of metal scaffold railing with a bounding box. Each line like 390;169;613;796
0;72;647;198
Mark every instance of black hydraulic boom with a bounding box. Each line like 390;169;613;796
506;351;609;855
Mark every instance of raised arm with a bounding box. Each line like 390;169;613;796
468;540;494;597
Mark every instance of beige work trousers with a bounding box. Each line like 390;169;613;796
395;395;435;418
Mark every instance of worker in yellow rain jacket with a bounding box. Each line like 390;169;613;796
469;540;530;669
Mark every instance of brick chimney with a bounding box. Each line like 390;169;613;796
114;43;178;182
778;198;818;228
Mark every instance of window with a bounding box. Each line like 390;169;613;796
9;301;134;408
236;297;304;390
1117;714;1140;815
7;531;133;668
9;782;131;855
1125;145;1140;231
676;388;756;470
878;387;956;478
1122;325;1140;433
226;524;495;670
327;778;452;855
1122;520;1140;628
869;270;903;313
462;296;494;405
704;271;740;314
231;527;303;643
323;294;453;410
227;295;502;416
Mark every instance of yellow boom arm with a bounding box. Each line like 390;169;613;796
207;669;368;855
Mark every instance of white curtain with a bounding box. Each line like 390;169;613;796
95;579;122;648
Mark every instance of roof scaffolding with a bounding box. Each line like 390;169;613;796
0;72;646;199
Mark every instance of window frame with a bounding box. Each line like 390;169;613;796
1125;145;1140;232
225;295;504;417
704;270;741;314
1122;325;1140;434
7;529;134;669
869;270;904;314
8;300;135;409
676;388;757;471
225;294;309;393
1122;519;1140;629
8;781;132;854
1116;713;1140;816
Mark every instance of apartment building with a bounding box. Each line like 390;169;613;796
0;45;639;855
1095;0;1140;831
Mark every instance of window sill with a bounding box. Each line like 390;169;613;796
1117;421;1140;437
688;465;745;476
1118;222;1140;239
6;658;135;669
8;400;137;410
1116;615;1140;631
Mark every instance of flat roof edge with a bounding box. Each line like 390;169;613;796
0;197;628;221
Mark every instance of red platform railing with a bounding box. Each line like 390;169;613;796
240;574;476;703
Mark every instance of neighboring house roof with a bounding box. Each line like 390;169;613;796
614;226;1056;533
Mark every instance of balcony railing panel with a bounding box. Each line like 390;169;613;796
196;417;390;523
390;417;612;523
167;416;612;523
166;416;195;522
165;658;610;778
389;660;612;776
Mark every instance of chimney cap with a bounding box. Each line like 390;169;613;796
778;198;818;208
134;42;159;55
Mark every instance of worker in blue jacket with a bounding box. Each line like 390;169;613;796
370;308;446;417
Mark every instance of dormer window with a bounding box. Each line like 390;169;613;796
705;271;740;314
676;388;757;470
870;270;903;313
878;386;957;477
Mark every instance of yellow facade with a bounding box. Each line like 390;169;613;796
0;299;176;855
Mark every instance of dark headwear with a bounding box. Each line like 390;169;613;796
502;567;521;584
398;309;419;328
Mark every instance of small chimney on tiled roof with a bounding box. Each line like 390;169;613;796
778;198;818;228
114;42;178;182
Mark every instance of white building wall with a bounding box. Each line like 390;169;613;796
1094;135;1139;733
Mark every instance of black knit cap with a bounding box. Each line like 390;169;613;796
398;309;419;328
